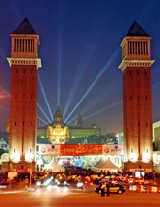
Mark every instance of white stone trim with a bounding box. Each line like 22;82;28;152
7;58;42;69
119;59;155;71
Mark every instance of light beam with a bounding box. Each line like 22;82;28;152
37;103;52;123
83;100;122;121
37;116;49;126
64;41;97;116
65;48;120;122
38;74;53;121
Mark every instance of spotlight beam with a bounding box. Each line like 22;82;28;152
0;104;9;111
83;100;122;121
0;87;10;96
38;74;53;121
64;41;97;116
37;116;49;125
67;83;116;125
37;103;52;123
65;48;119;122
57;35;62;106
57;2;64;106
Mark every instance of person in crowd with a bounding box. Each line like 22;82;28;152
106;182;110;196
100;182;106;197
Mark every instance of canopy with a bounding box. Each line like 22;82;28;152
91;158;121;172
43;159;65;172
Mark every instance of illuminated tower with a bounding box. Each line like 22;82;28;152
119;21;154;170
76;112;83;128
53;106;64;127
7;18;41;171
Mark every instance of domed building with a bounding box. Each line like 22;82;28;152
37;106;101;144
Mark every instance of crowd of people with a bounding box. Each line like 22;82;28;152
0;167;160;192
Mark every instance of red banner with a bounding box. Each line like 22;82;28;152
60;144;102;156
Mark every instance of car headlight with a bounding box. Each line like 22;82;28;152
36;181;41;186
77;182;84;188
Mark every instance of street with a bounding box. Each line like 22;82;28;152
0;187;160;207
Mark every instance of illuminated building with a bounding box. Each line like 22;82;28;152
153;121;160;150
119;21;154;170
38;106;101;143
7;18;41;171
47;106;69;143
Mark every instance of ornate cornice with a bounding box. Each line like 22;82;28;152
119;59;155;71
7;57;42;69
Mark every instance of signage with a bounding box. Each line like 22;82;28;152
38;144;123;156
102;145;123;155
60;144;102;156
39;144;60;155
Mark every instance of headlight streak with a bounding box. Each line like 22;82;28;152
38;74;53;121
65;48;120;123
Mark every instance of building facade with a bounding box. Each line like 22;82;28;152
119;21;154;170
38;106;101;143
7;18;41;171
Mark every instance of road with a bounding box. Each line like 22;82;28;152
0;186;160;207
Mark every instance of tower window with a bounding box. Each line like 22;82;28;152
22;121;24;126
146;122;148;127
145;96;148;101
14;122;16;126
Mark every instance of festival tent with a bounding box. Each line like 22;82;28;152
43;159;65;172
93;159;105;168
91;158;121;172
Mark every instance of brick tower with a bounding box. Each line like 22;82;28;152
7;18;41;171
119;21;154;170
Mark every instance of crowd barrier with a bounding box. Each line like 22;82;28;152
129;184;160;193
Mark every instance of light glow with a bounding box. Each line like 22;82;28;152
142;150;150;162
25;150;34;162
129;152;138;162
11;150;20;163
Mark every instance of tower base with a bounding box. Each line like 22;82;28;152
123;161;153;172
1;161;36;172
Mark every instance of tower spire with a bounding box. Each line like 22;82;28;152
13;18;36;34
127;21;149;36
76;111;83;128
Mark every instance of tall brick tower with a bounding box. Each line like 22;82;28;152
119;21;154;170
7;18;41;171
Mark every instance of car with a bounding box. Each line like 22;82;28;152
55;179;69;187
95;183;126;194
36;177;54;187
